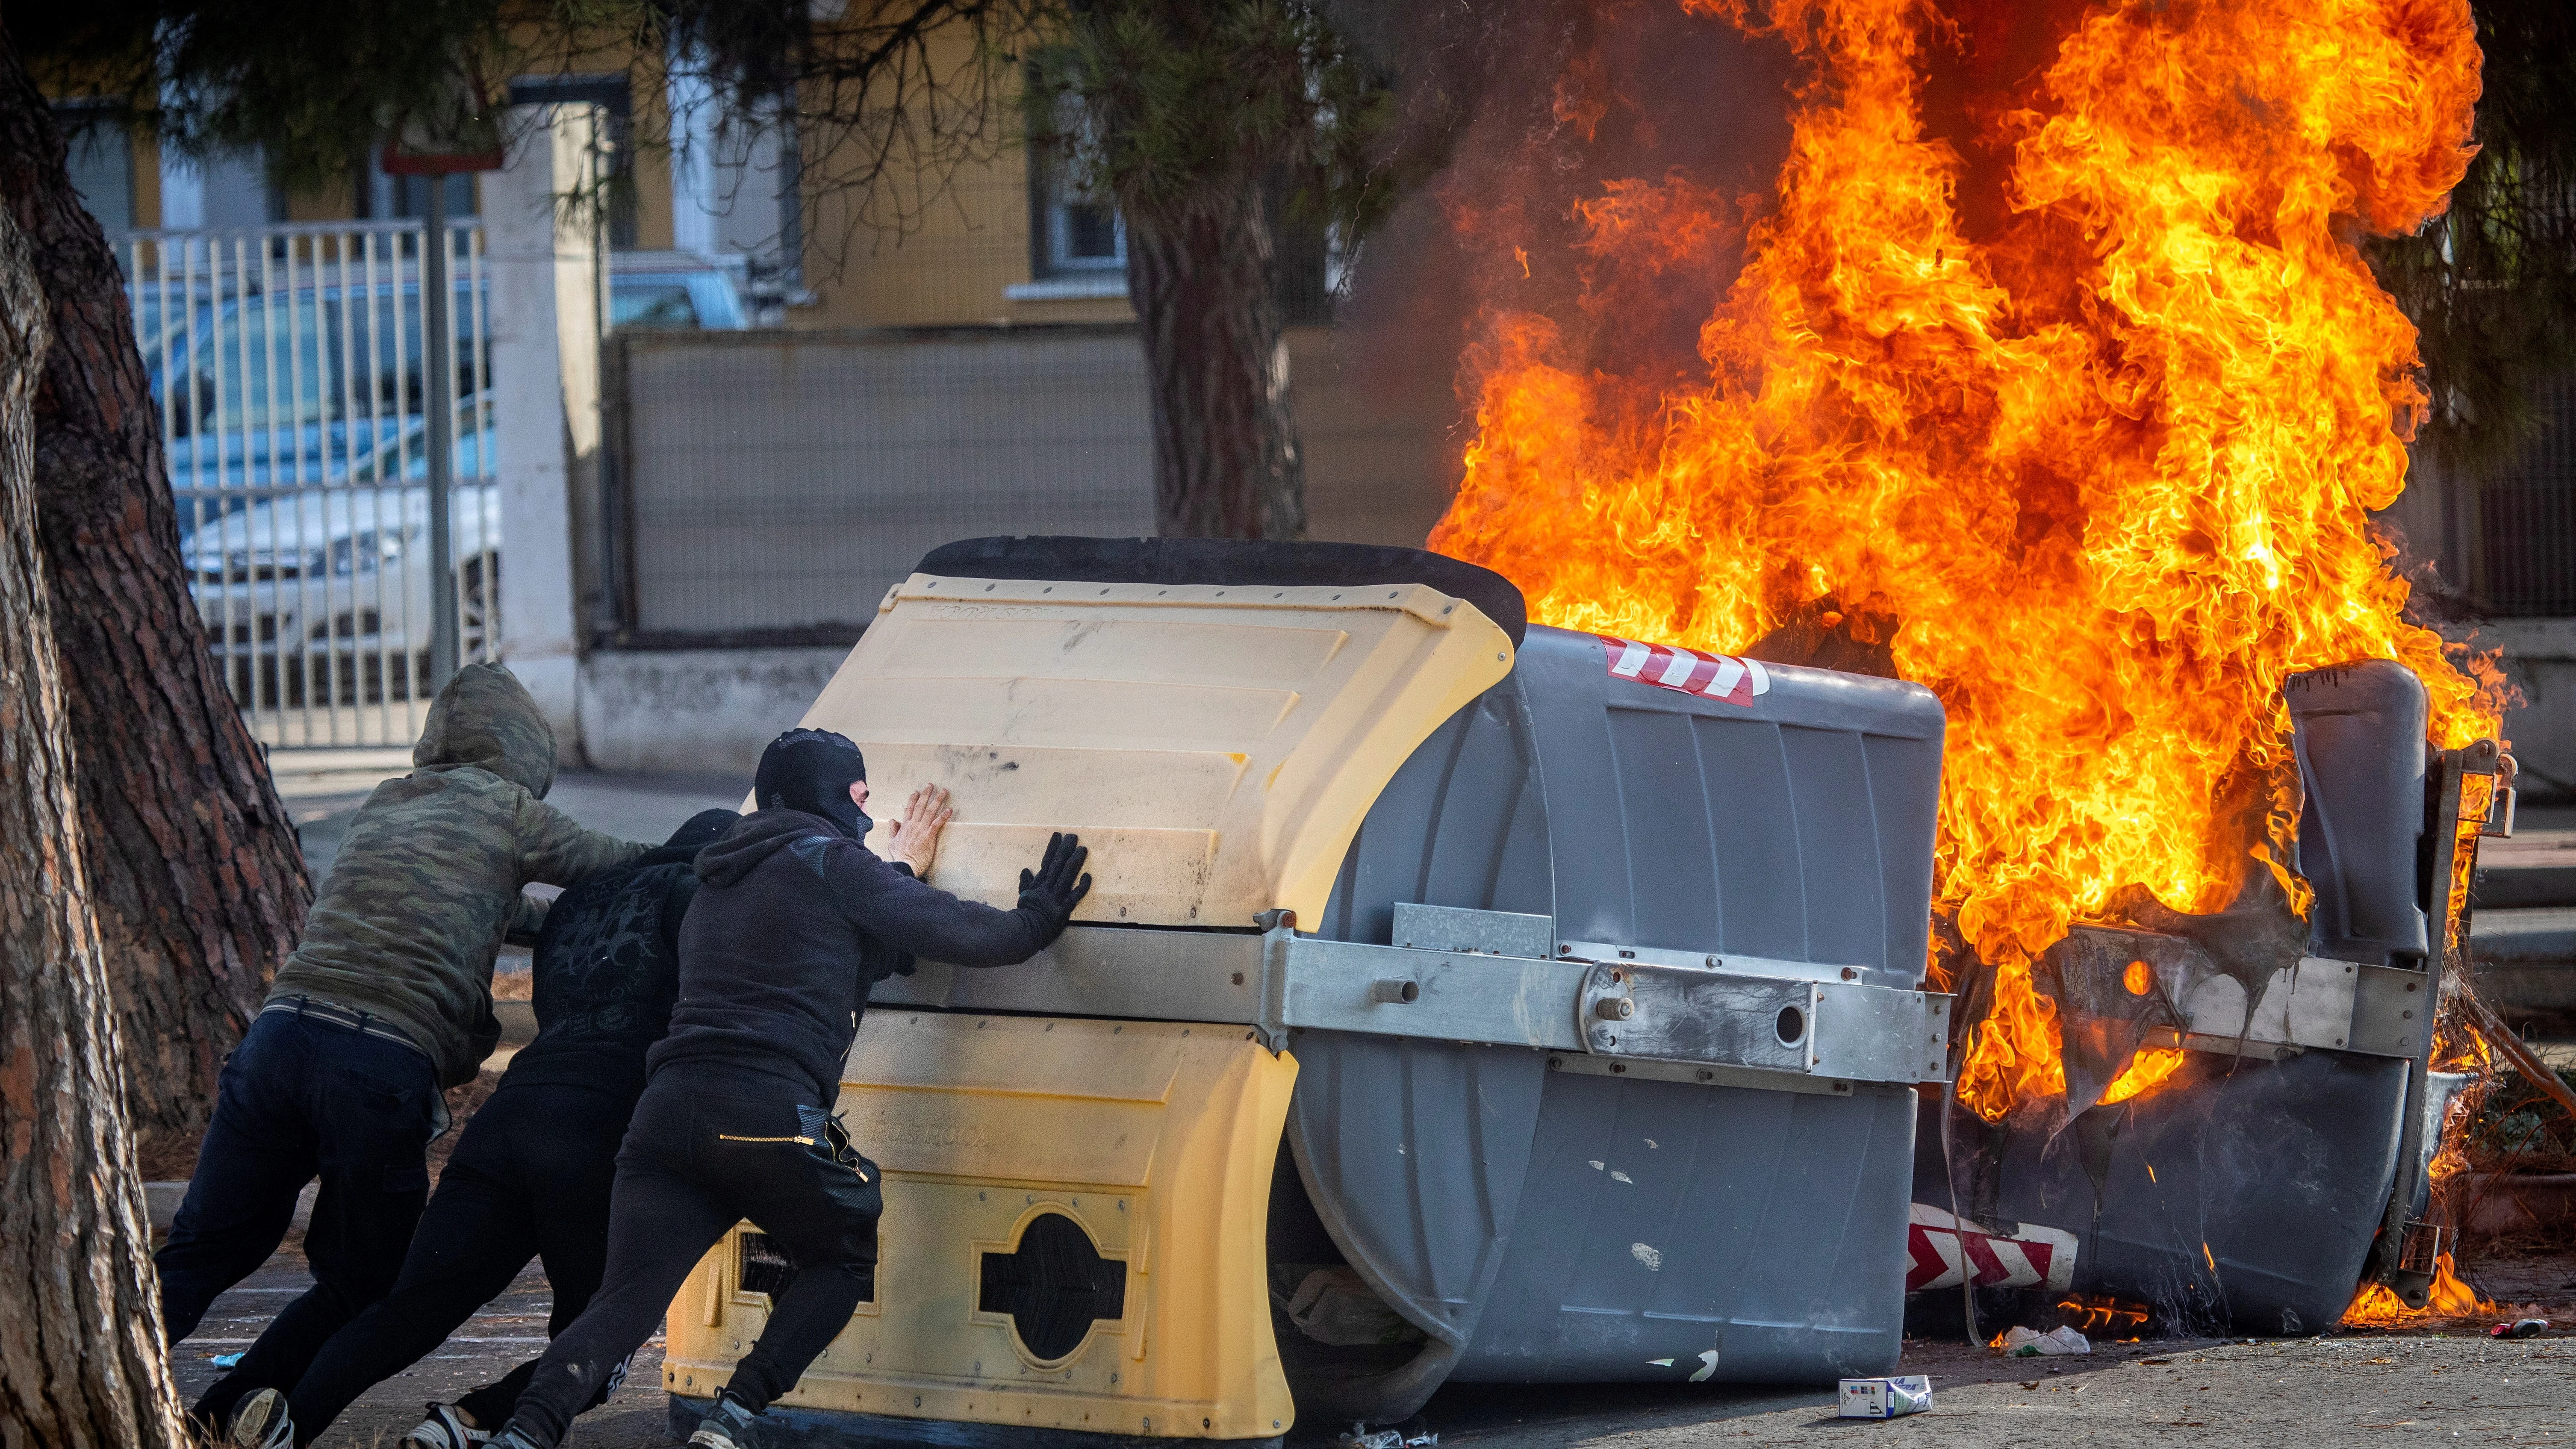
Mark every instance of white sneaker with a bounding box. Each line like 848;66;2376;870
399;1402;492;1449
227;1388;294;1449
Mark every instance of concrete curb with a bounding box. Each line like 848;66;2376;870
2473;908;2576;964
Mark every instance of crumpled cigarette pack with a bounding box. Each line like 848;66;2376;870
1839;1375;1933;1419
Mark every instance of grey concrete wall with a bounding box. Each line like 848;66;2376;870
577;645;851;774
2487;617;2576;801
610;324;1466;641
619;327;1157;638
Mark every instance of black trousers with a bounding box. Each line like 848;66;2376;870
158;1006;443;1429
499;1063;882;1449
281;1080;633;1443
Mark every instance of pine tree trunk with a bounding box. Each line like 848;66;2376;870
0;175;192;1449
0;27;307;1150
1127;177;1306;539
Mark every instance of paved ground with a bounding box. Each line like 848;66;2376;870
170;1249;676;1446
172;1246;2576;1449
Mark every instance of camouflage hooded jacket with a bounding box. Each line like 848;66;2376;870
267;663;645;1087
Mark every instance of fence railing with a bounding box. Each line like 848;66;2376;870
125;221;501;748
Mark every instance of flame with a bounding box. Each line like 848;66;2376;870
1430;0;2503;1118
2342;1252;2492;1327
2056;1293;2153;1336
2101;1047;2187;1105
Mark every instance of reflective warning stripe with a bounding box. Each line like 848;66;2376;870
1902;1203;2077;1293
1595;634;1773;707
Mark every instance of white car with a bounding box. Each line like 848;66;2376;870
180;468;499;707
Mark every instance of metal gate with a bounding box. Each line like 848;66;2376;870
127;220;500;748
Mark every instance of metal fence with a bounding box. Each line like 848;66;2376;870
126;220;500;748
2479;376;2576;617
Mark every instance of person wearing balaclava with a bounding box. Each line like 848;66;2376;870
489;729;1091;1449
224;808;744;1449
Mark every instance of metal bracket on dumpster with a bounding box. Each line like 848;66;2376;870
2048;922;2428;1063
881;917;1951;1090
1571;957;1951;1085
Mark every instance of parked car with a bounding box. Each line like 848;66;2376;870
141;256;746;493
148;247;747;705
607;250;753;330
174;392;497;706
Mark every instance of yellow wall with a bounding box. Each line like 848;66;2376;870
786;21;1132;331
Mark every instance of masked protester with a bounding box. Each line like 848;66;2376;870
488;728;1091;1449
165;664;648;1449
221;807;743;1449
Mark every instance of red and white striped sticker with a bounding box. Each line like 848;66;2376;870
1597;634;1772;707
1903;1204;2077;1294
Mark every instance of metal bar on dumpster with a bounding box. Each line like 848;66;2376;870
2367;737;2499;1302
1274;937;1582;1050
881;922;1949;1089
873;924;1267;1024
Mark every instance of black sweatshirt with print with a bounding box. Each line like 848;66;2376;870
499;835;709;1103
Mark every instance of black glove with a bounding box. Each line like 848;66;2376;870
1017;831;1092;943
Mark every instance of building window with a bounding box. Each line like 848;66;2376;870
56;103;135;234
1047;185;1124;274
1017;86;1127;300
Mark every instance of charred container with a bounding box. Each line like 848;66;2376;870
1910;661;2501;1337
659;537;1950;1444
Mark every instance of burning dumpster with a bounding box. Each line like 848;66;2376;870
1397;0;2514;1359
1913;660;2509;1337
658;535;1952;1442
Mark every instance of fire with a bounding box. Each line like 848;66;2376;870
1429;0;2503;1118
2056;1294;2153;1336
2342;1253;2492;1327
2100;1047;2186;1106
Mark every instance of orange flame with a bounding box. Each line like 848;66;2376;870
1430;0;2502;1118
2342;1252;2492;1327
2056;1293;2153;1336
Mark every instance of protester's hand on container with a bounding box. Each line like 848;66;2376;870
884;784;952;877
1017;831;1092;942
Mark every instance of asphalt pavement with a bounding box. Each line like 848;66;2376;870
170;1246;2576;1449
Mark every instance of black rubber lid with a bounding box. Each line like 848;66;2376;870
914;536;1528;645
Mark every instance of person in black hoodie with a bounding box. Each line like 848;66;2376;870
220;808;741;1449
490;729;1090;1449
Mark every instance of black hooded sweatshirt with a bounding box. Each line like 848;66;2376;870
650;808;1056;1102
501;810;739;1103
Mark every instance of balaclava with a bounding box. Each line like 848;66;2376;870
754;728;871;840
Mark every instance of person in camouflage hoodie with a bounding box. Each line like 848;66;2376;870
161;662;645;1439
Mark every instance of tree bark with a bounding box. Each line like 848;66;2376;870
0;174;192;1449
1127;177;1306;540
0;27;307;1149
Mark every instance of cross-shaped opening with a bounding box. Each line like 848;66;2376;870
977;1210;1126;1362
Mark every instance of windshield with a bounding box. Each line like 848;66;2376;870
141;286;485;440
612;281;700;329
